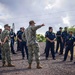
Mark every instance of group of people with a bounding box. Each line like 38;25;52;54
0;20;45;69
45;26;75;63
0;20;75;69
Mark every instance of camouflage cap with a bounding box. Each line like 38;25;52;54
4;24;9;28
29;20;36;25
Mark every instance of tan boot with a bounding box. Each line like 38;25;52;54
7;64;15;67
27;64;31;69
36;63;42;69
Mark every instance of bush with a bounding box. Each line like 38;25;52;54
36;34;46;42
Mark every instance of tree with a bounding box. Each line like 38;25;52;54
68;27;75;35
36;34;46;42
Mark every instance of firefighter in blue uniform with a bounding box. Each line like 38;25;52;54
9;29;16;54
45;27;56;60
62;27;69;54
63;31;75;62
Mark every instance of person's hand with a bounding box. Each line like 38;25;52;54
51;40;54;43
41;24;45;26
19;40;22;42
1;42;4;45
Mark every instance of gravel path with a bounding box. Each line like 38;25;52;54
0;42;75;75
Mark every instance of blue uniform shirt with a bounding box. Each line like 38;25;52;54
9;31;16;40
17;31;23;40
66;35;75;46
62;31;69;41
45;31;56;43
56;31;62;41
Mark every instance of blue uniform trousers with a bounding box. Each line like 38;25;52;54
64;46;73;61
56;40;63;54
10;39;15;54
46;42;55;59
20;41;28;59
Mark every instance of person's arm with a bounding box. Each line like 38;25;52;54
17;33;22;42
2;36;8;44
46;37;52;42
56;32;61;37
31;24;45;31
2;31;9;44
22;32;26;41
52;33;56;42
17;37;22;42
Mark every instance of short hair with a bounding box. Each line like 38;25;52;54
49;27;52;30
59;27;63;29
69;31;73;33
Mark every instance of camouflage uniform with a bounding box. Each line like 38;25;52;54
1;29;11;65
25;25;42;64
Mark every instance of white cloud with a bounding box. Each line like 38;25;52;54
62;15;70;26
45;0;63;10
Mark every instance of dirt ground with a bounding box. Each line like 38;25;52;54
0;42;75;75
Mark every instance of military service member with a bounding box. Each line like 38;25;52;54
25;20;45;69
1;24;15;67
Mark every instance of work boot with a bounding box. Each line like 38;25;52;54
36;63;42;69
27;64;31;69
7;64;15;67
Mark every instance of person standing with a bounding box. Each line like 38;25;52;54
63;31;75;62
56;27;63;55
9;29;16;54
62;27;69;53
0;29;2;60
1;24;15;67
25;20;45;69
16;28;22;51
45;27;56;60
17;27;25;59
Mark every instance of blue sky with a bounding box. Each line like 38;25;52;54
0;0;75;35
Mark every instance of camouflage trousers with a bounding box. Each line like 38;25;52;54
27;43;40;64
1;43;11;64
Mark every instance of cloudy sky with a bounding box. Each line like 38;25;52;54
0;0;75;35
